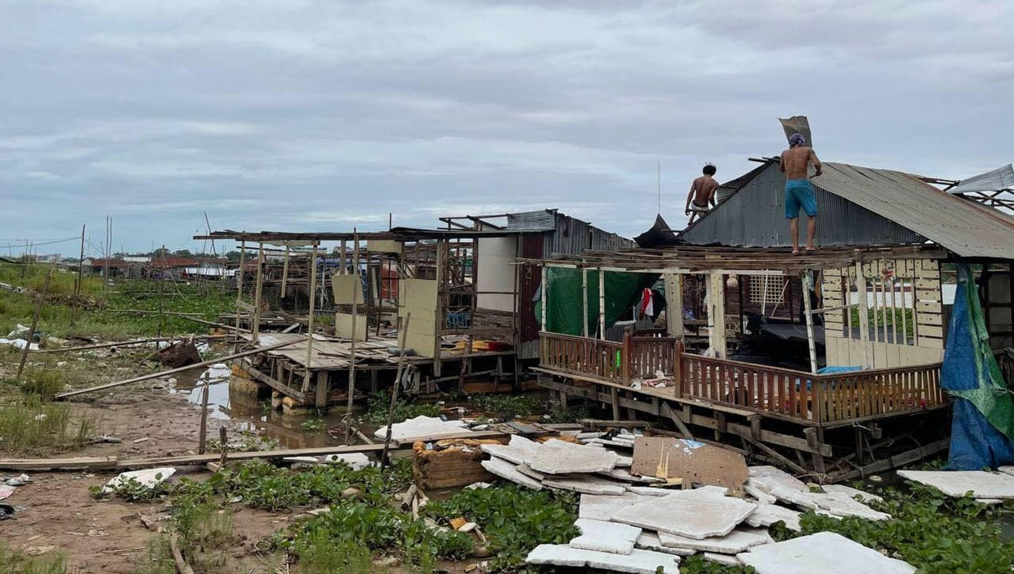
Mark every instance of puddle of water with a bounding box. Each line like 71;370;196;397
170;364;358;449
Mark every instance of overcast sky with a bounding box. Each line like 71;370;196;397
1;0;1011;256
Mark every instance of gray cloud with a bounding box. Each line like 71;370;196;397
0;0;1011;255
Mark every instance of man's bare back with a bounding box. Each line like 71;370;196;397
780;146;822;179
690;175;719;207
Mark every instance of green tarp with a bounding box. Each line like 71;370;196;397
535;267;658;336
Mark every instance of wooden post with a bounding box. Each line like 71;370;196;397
707;270;726;358
157;245;165;337
598;268;606;340
198;373;210;454
802;271;818;374
340;240;347;274
665;272;684;339
381;313;411;468
303;242;319;395
251;243;265;344
581;266;589;337
621;327;632;383
71;224;85;325
856;259;871;369
541;265;548;332
16;268;52;380
235;240;246;342
218;427;228;469
280;246;290;299
345;232;360;443
673;340;685;395
433;239;444;377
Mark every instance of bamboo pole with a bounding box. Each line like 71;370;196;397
802;270;818;374
280;246;290;299
856;259;872;369
345;231;360;443
234;240;246;343
303;242;319;393
381;313;411;468
71;224;85;325
55;338;305;399
581;266;588;337
198;373;210;454
16;268;52;380
598;268;606;340
251;243;265;344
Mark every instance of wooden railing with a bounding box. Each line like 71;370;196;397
539;331;946;426
679;354;945;424
540;332;625;383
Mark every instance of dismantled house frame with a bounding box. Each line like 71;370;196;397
194;210;630;408
531;159;1014;481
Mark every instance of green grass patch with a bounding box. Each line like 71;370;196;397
129;536;176;574
0;397;94;456
0;540;67;574
363;392;442;425
424;484;579;572
781;482;1014;574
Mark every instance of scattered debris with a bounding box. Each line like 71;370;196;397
526;544;680;574
569;518;642;554
898;469;1014;500
631;437;749;491
157;340;202;368
413;438;500;489
102;467;176;496
373;415;471;442
529;439;619;475
611;488;756;539
657;528;769;554
323;452;372;470
737;532;916;574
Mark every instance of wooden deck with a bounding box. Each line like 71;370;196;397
538;331;950;480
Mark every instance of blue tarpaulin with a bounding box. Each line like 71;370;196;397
942;264;1014;470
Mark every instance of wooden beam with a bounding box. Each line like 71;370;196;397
598;268;606;340
660;402;695;440
802;271;818;374
55;339;306;400
244;363;307;403
856;260;871;369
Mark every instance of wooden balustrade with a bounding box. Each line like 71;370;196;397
679;354;945;424
540;332;625;382
540;332;946;425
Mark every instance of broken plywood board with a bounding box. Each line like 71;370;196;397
611;489;756;540
897;470;1014;499
526;544;680;574
658;529;769;555
335;313;368;341
569;519;642;554
529;439;618;475
481;457;542;490
737;532;915;574
331;274;365;305
632;437;748;492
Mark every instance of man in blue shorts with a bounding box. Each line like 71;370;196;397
780;133;822;255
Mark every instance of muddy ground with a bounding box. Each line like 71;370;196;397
0;349;483;573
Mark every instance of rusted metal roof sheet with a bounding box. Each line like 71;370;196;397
815;163;1014;259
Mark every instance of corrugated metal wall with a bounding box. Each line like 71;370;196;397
680;164;926;248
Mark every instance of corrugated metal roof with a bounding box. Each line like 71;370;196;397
680;162;925;248
680;161;1014;260
815;163;1014;259
506;210;557;232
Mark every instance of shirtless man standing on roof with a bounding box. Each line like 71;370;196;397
685;163;719;225
781;133;822;255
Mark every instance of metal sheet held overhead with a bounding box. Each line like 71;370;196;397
679;162;1014;260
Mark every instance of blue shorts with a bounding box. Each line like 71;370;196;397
785;179;818;219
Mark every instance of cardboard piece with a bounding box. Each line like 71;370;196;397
632;437;749;492
331;274;365;305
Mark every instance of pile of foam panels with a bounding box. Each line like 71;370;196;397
483;435;911;573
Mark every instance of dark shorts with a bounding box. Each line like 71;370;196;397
785;179;818;219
